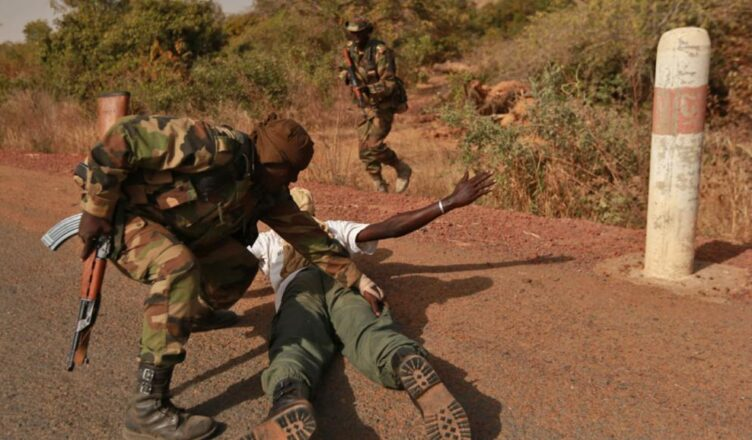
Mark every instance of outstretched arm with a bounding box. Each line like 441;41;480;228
355;171;494;243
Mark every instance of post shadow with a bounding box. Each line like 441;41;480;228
695;240;752;270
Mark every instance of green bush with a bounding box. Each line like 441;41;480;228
188;53;288;115
42;0;224;110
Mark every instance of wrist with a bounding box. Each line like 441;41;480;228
439;197;454;213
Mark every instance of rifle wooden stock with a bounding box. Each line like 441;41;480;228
68;251;107;369
66;91;128;371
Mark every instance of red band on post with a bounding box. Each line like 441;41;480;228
652;86;708;135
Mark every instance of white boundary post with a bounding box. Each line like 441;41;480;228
644;27;711;280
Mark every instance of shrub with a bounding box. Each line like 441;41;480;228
442;66;648;225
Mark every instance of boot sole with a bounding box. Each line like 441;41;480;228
247;401;316;440
122;424;217;440
397;354;472;440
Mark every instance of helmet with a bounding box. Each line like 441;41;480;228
345;18;373;33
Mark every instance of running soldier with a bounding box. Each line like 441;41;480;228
340;17;412;193
76;113;384;440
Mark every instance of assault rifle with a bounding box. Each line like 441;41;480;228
342;47;367;109
42;91;128;372
42;213;111;371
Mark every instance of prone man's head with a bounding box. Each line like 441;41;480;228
290;187;315;216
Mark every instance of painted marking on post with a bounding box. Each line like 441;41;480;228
652;86;707;135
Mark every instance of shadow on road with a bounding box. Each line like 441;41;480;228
177;249;568;436
431;354;504;439
312;356;381;440
173;300;274;397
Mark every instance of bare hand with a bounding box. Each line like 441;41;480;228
78;211;112;259
443;171;495;211
358;274;386;317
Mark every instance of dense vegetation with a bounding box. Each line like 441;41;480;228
1;0;749;239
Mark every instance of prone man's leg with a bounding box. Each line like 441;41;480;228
328;280;471;439
261;268;337;397
325;280;423;389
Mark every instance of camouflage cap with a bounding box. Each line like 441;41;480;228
345;17;372;33
253;113;314;170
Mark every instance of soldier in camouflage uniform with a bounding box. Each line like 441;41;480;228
76;113;384;440
340;17;412;193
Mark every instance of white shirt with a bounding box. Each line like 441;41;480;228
249;220;378;311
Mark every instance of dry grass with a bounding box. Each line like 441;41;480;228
0;90;96;153
698;129;752;242
1;87;748;242
300;86;465;198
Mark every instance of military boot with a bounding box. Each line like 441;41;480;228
123;363;217;440
392;348;472;440
370;173;389;193
191;309;238;333
245;379;316;440
392;159;412;193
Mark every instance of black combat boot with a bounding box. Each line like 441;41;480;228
190;309;238;333
123;363;217;440
245;379;316;440
391;348;472;440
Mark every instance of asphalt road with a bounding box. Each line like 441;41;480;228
1;164;751;439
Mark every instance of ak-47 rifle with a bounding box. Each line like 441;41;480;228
41;91;129;371
42;214;110;371
342;47;367;109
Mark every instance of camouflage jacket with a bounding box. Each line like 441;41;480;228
341;39;400;108
80;115;362;287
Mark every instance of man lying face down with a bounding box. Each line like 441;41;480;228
246;171;494;440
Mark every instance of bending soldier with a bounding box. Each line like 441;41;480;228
76;114;383;440
246;171;494;440
340;17;412;193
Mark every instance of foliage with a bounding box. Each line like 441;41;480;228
477;0;570;38
42;0;224;110
442;66;648;225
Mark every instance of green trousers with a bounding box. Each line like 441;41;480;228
261;267;424;397
114;215;258;367
357;106;399;177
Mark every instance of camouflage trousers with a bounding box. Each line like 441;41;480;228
261;267;424;397
357;106;399;177
113;215;258;367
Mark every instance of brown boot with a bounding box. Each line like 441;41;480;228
392;349;471;440
393;160;412;193
245;379;316;440
370;173;389;193
123;363;217;440
191;309;238;333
